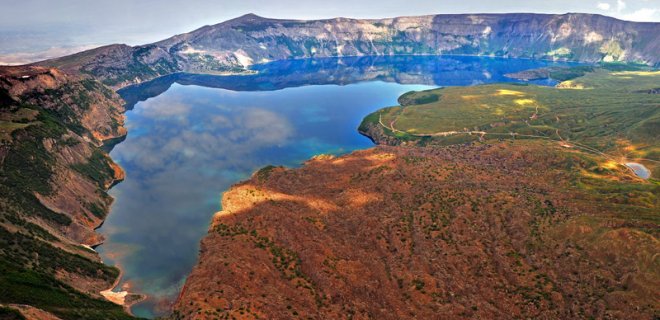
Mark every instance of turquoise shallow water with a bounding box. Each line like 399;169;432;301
97;55;573;317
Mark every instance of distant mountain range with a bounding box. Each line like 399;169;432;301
36;13;660;88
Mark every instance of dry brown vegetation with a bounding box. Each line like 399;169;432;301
174;141;658;319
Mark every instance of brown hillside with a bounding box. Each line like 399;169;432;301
174;141;659;319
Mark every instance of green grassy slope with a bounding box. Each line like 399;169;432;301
361;68;660;179
0;72;138;319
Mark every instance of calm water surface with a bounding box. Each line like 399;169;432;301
97;56;573;317
625;162;651;179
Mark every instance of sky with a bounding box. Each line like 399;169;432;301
0;0;658;64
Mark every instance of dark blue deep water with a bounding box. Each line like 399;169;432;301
97;55;574;317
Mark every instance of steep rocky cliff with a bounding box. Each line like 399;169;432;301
173;142;658;319
39;13;660;88
0;66;134;319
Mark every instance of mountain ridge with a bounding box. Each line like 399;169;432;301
33;12;660;89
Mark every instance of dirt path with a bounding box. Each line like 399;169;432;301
379;107;653;179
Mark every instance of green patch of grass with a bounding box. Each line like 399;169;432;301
598;62;647;72
0;225;136;319
84;201;106;219
70;149;115;188
365;68;660;178
547;65;594;81
398;89;441;106
0;260;136;320
0;121;32;141
4;125;58;195
0;184;72;226
1;107;82;226
22;221;58;242
0;226;119;282
357;109;382;133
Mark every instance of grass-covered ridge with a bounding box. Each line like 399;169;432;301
0;226;133;320
361;68;660;179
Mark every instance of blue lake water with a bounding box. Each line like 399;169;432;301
97;55;574;317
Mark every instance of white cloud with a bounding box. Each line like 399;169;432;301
617;0;627;12
622;8;658;21
594;0;659;22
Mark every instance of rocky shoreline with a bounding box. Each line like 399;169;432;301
358;121;404;146
100;268;147;315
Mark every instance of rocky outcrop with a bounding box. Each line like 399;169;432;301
173;142;659;319
0;66;126;245
32;44;180;89
38;13;660;88
358;121;405;146
0;66;133;319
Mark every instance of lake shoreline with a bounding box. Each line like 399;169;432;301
97;56;592;317
100;267;148;316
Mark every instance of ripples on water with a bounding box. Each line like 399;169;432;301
98;55;574;317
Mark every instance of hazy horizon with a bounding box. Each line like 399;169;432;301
0;0;658;65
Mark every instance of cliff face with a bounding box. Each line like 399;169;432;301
1;66;126;245
159;13;658;65
0;66;133;319
39;13;660;88
174;142;658;320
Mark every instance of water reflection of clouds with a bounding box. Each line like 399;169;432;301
137;100;192;118
231;108;293;146
118;106;293;173
103;88;297;311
